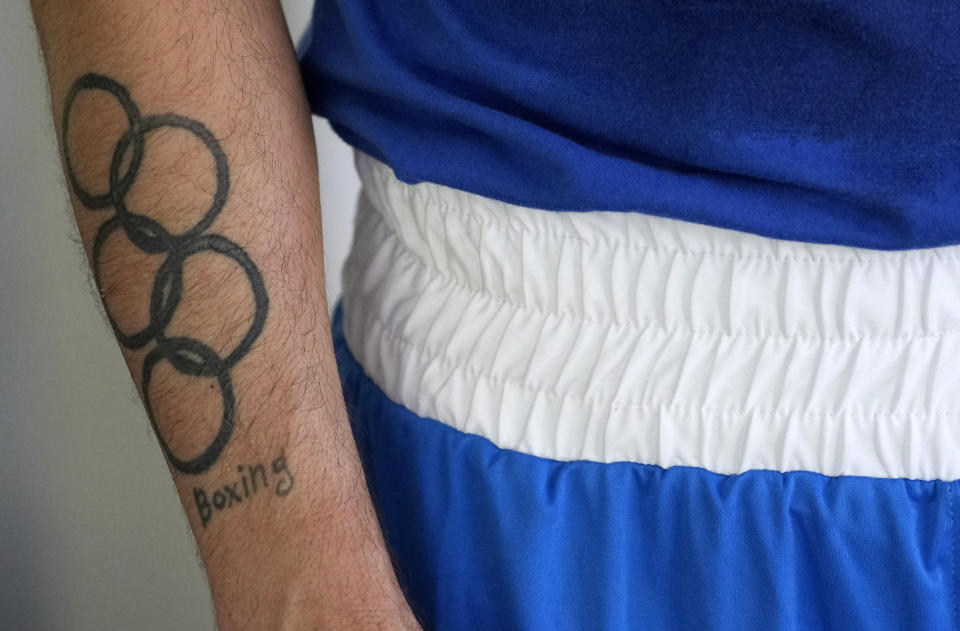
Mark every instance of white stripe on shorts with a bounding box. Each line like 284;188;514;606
341;150;960;480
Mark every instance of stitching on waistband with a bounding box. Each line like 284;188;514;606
365;211;960;343
347;298;960;420
360;155;960;265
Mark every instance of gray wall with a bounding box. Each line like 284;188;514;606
0;2;359;628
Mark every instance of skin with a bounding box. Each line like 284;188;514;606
31;1;421;629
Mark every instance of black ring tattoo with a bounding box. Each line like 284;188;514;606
63;73;269;475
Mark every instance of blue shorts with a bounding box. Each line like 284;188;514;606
333;151;960;630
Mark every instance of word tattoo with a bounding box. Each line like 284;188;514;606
62;73;269;475
194;450;295;527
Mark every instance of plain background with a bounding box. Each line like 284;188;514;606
0;2;360;628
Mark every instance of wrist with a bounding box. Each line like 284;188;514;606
196;450;418;631
211;570;421;631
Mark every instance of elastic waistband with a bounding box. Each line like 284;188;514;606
342;150;960;480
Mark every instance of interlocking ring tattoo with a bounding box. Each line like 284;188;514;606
63;73;269;475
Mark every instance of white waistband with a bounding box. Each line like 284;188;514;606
341;150;960;480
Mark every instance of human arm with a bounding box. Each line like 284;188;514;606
30;1;419;628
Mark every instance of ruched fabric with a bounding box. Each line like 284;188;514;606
343;151;960;481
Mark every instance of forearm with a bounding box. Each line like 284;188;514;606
31;1;417;628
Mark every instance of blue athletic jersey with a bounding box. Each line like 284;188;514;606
300;0;960;250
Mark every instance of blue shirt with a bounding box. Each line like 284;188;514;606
300;1;960;250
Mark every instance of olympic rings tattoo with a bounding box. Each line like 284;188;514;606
63;73;269;475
